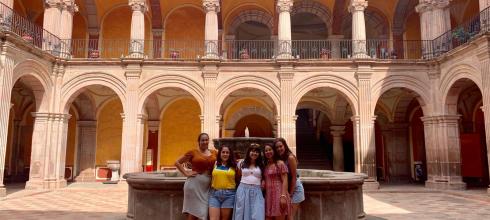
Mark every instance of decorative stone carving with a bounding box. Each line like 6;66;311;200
202;0;220;13
129;0;147;12
276;0;293;13
348;0;368;13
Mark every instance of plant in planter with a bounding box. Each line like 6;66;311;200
89;49;100;58
22;32;33;43
320;48;330;59
170;50;180;59
452;27;469;42
239;48;249;59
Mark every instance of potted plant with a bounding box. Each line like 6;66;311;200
170;50;180;59
22;32;33;43
452;27;469;43
320;48;330;59
89;49;99;58
240;48;249;59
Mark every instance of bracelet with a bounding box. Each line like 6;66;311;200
280;194;287;199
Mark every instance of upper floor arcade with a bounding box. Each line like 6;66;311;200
0;0;488;61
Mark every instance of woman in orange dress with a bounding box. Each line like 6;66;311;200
175;133;217;220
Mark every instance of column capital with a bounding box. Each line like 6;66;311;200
348;0;368;13
330;125;346;136
62;0;78;14
77;120;97;127
277;72;294;80
276;0;293;13
129;0;147;12
45;0;62;9
355;71;372;80
203;0;220;13
148;120;160;132
415;2;433;14
152;28;164;37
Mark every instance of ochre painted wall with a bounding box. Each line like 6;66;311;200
160;0;201;19
101;6;151;58
65;108;77;167
222;98;271;137
160;98;201;167
164;6;205;59
72;13;88;58
95;99;123;166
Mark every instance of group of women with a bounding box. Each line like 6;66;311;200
175;133;305;220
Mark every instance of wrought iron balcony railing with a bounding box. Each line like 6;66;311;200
0;2;489;61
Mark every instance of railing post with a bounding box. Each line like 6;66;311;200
129;0;147;58
276;0;293;59
202;0;220;59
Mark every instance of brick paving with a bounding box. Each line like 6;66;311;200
0;183;489;219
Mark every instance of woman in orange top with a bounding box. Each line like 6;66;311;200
175;133;217;220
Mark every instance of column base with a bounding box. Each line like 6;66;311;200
276;54;294;59
425;180;466;190
26;179;67;190
202;54;220;60
0;186;6;197
362;179;380;190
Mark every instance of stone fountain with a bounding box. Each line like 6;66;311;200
124;137;367;220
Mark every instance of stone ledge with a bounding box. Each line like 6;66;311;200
425;180;467;190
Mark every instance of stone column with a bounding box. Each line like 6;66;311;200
331;126;346;171
59;0;78;58
328;35;344;59
276;0;293;59
202;0;220;59
478;48;490;193
202;64;219;142
74;120;97;182
0;54;14;196
421;115;466;190
147;120;159;170
349;0;368;58
43;0;63;51
278;67;296;154
129;0;147;57
26;113;71;190
416;1;434;59
120;62;144;178
355;64;378;189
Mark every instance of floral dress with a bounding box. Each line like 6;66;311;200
264;162;291;217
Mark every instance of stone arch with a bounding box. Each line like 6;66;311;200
60;72;127;114
291;0;332;32
71;92;97;120
227;9;274;36
293;75;358;116
393;94;421;123
216;76;280;113
225;105;275;131
371;75;431;116
440;64;483;114
138;75;204;114
392;0;418;34
12;60;52;112
95;96;122;119
375;101;394;123
296;99;333;119
443;78;482;115
163;4;205;29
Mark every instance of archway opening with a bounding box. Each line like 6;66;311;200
233;114;273;137
295;88;354;171
374;88;427;184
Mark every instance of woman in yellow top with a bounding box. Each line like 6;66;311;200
209;145;237;220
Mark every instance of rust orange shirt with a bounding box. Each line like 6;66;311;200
184;149;217;174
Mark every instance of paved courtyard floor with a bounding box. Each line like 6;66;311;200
0;183;489;219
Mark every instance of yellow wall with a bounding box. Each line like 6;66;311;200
72;13;88;58
95;99;123;166
101;6;151;58
160;0;202;19
222;98;270;137
160;98;201;166
95;0;127;24
65;108;77;167
405;13;421;41
164;6;205;58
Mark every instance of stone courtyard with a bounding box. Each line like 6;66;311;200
0;183;489;220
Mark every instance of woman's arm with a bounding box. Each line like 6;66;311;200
279;161;289;211
288;155;298;195
174;155;196;177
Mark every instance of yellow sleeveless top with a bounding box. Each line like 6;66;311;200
211;164;236;189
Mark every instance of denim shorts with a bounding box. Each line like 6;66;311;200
291;179;305;204
209;189;236;208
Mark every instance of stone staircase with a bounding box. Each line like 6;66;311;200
296;110;330;170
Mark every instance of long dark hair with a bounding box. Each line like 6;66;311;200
273;137;296;162
241;144;264;170
216;145;237;169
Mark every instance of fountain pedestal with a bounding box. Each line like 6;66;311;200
124;170;366;220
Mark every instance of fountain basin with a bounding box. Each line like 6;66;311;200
124;169;366;220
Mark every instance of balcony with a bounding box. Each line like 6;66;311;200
0;2;489;62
